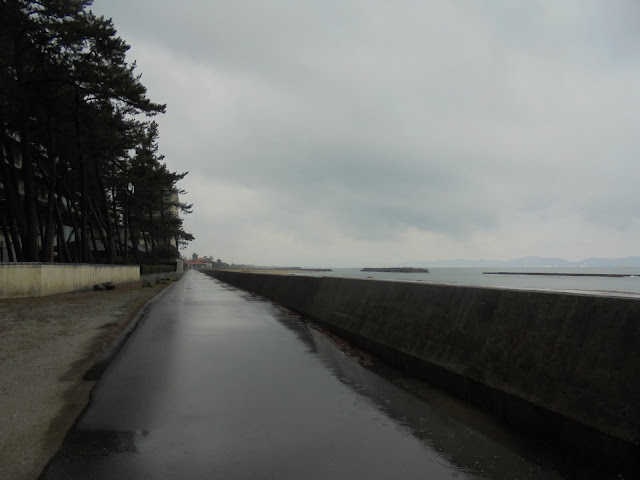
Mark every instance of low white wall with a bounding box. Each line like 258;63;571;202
0;264;140;298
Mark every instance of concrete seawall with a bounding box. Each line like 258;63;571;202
0;263;140;298
205;270;639;472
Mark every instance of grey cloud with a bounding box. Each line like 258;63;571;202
92;0;640;263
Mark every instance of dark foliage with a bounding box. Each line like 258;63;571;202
0;0;193;263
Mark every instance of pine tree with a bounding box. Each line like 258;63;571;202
0;0;192;264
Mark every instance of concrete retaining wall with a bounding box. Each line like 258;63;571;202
205;270;640;472
0;264;140;298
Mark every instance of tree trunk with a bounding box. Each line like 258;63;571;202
79;156;90;262
74;87;90;263
14;29;39;261
0;213;15;262
36;203;46;260
89;216;98;263
111;187;123;257
10;216;24;261
55;198;71;263
94;163;115;263
0;137;26;261
58;179;82;263
147;207;157;253
89;197;108;262
142;230;149;254
65;197;81;262
42;119;57;262
128;206;142;265
123;193;129;263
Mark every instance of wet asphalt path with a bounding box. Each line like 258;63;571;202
42;271;572;479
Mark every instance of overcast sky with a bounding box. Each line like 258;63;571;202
92;0;640;267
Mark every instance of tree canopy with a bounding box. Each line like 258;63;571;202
0;0;193;263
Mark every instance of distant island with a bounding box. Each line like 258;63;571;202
361;267;429;273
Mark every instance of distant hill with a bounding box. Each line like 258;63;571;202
404;256;640;268
578;257;640;267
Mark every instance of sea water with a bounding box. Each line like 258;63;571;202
297;267;640;297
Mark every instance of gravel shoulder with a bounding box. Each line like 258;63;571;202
0;277;178;480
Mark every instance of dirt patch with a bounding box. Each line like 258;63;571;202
0;280;175;480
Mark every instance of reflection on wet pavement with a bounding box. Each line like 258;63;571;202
41;271;609;479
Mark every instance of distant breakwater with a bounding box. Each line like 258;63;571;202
484;271;632;278
255;267;333;272
361;267;429;273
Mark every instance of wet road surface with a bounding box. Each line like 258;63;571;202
42;271;588;479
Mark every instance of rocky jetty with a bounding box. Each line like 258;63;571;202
361;267;429;273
